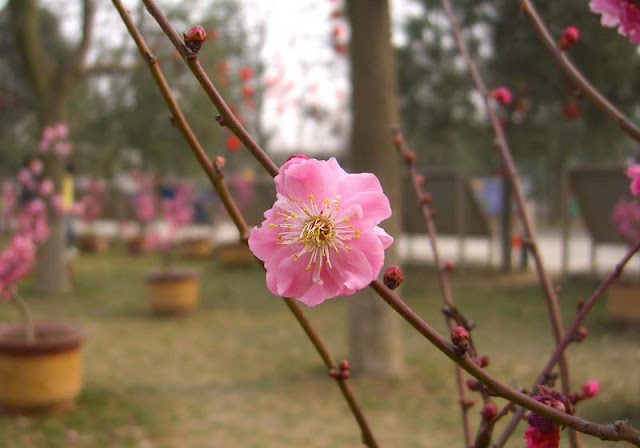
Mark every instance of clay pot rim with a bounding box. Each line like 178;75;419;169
0;321;84;355
146;268;199;282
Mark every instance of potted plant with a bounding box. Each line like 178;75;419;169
145;181;200;315
76;176;107;253
608;197;640;323
0;124;84;412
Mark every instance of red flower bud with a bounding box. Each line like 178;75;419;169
226;135;242;152
451;326;469;354
445;260;455;271
242;85;255;99
339;359;350;371
490;87;512;105
474;355;490;368
393;133;404;147
414;173;425;185
239;67;254;82
466;378;483;391
481;402;498;421
183;26;207;53
420;193;432;204
559;26;580;50
404;150;416;164
383;265;404;290
563;101;580;120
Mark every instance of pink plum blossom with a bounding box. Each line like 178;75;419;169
19;198;48;243
611;198;640;241
581;380;599;398
50;194;65;216
39;178;54;196
18;169;33;188
626;163;640;196
590;0;640;43
0;234;36;299
524;426;560;448
490;87;512;105
248;155;393;306
53;123;69;139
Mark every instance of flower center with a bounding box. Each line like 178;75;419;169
271;194;360;283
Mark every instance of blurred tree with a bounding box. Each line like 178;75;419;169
397;0;640;221
347;0;404;377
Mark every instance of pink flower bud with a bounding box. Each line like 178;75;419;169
226;135;242;152
581;380;599;399
559;26;580;49
481;402;497;421
393;133;404;147
490;87;512;105
18;169;32;187
466;379;483;391
404;149;416;164
451;326;469;354
339;359;350;371
53;123;69;139
563;101;580;120
383;265;403;290
183;25;207;53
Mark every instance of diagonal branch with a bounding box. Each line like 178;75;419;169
69;0;96;76
111;2;378;446
519;0;640;143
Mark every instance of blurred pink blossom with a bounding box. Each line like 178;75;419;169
0;234;36;299
248;155;393;306
611;198;640;242
50;194;65;216
39;178;54;196
54;142;72;157
625;164;640;196
524;425;560;448
590;0;640;43
581;380;599;398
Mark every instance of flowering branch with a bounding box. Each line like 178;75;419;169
140;0;280;178
391;127;475;447
111;2;378;446
436;1;578;444
519;0;640;143
369;279;640;445
494;238;640;447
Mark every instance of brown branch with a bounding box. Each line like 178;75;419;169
520;0;640;143
69;0;96;76
370;279;640;446
140;0;280;178
79;62;141;76
111;2;378;446
391;128;474;447
436;1;577;445
493;239;640;447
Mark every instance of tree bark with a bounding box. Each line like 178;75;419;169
347;0;404;377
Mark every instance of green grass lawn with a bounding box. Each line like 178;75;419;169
0;245;638;447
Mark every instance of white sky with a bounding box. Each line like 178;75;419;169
3;0;421;154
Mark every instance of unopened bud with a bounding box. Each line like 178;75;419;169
393;133;404;147
339;359;350;371
559;26;580;50
563;101;580;120
420;193;432;204
474;355;490;368
414;173;425;185
490;87;512;105
451;326;469;355
573;327;588;342
383;265;404;290
404;150;416;164
481;402;498;421
184;26;207;54
466;379;483;391
459;398;476;409
445;260;455;272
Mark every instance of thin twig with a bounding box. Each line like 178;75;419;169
111;2;378;446
10;292;35;342
436;1;577;445
493;239;640;447
520;0;640;143
392;128;474;447
369;279;640;446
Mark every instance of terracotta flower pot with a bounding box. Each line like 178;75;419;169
0;321;84;413
77;234;108;253
217;243;254;268
146;269;199;315
181;237;214;258
607;283;640;324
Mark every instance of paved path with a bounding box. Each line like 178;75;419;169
81;220;640;277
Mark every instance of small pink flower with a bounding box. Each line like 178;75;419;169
524;425;560;448
626;164;640;196
0;234;36;299
53;123;69;139
18;169;33;187
42;125;57;143
490;87;512;105
581;380;599;398
590;0;640;43
249;156;393;306
39;178;54;196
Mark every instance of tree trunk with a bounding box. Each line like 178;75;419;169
347;0;404;377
